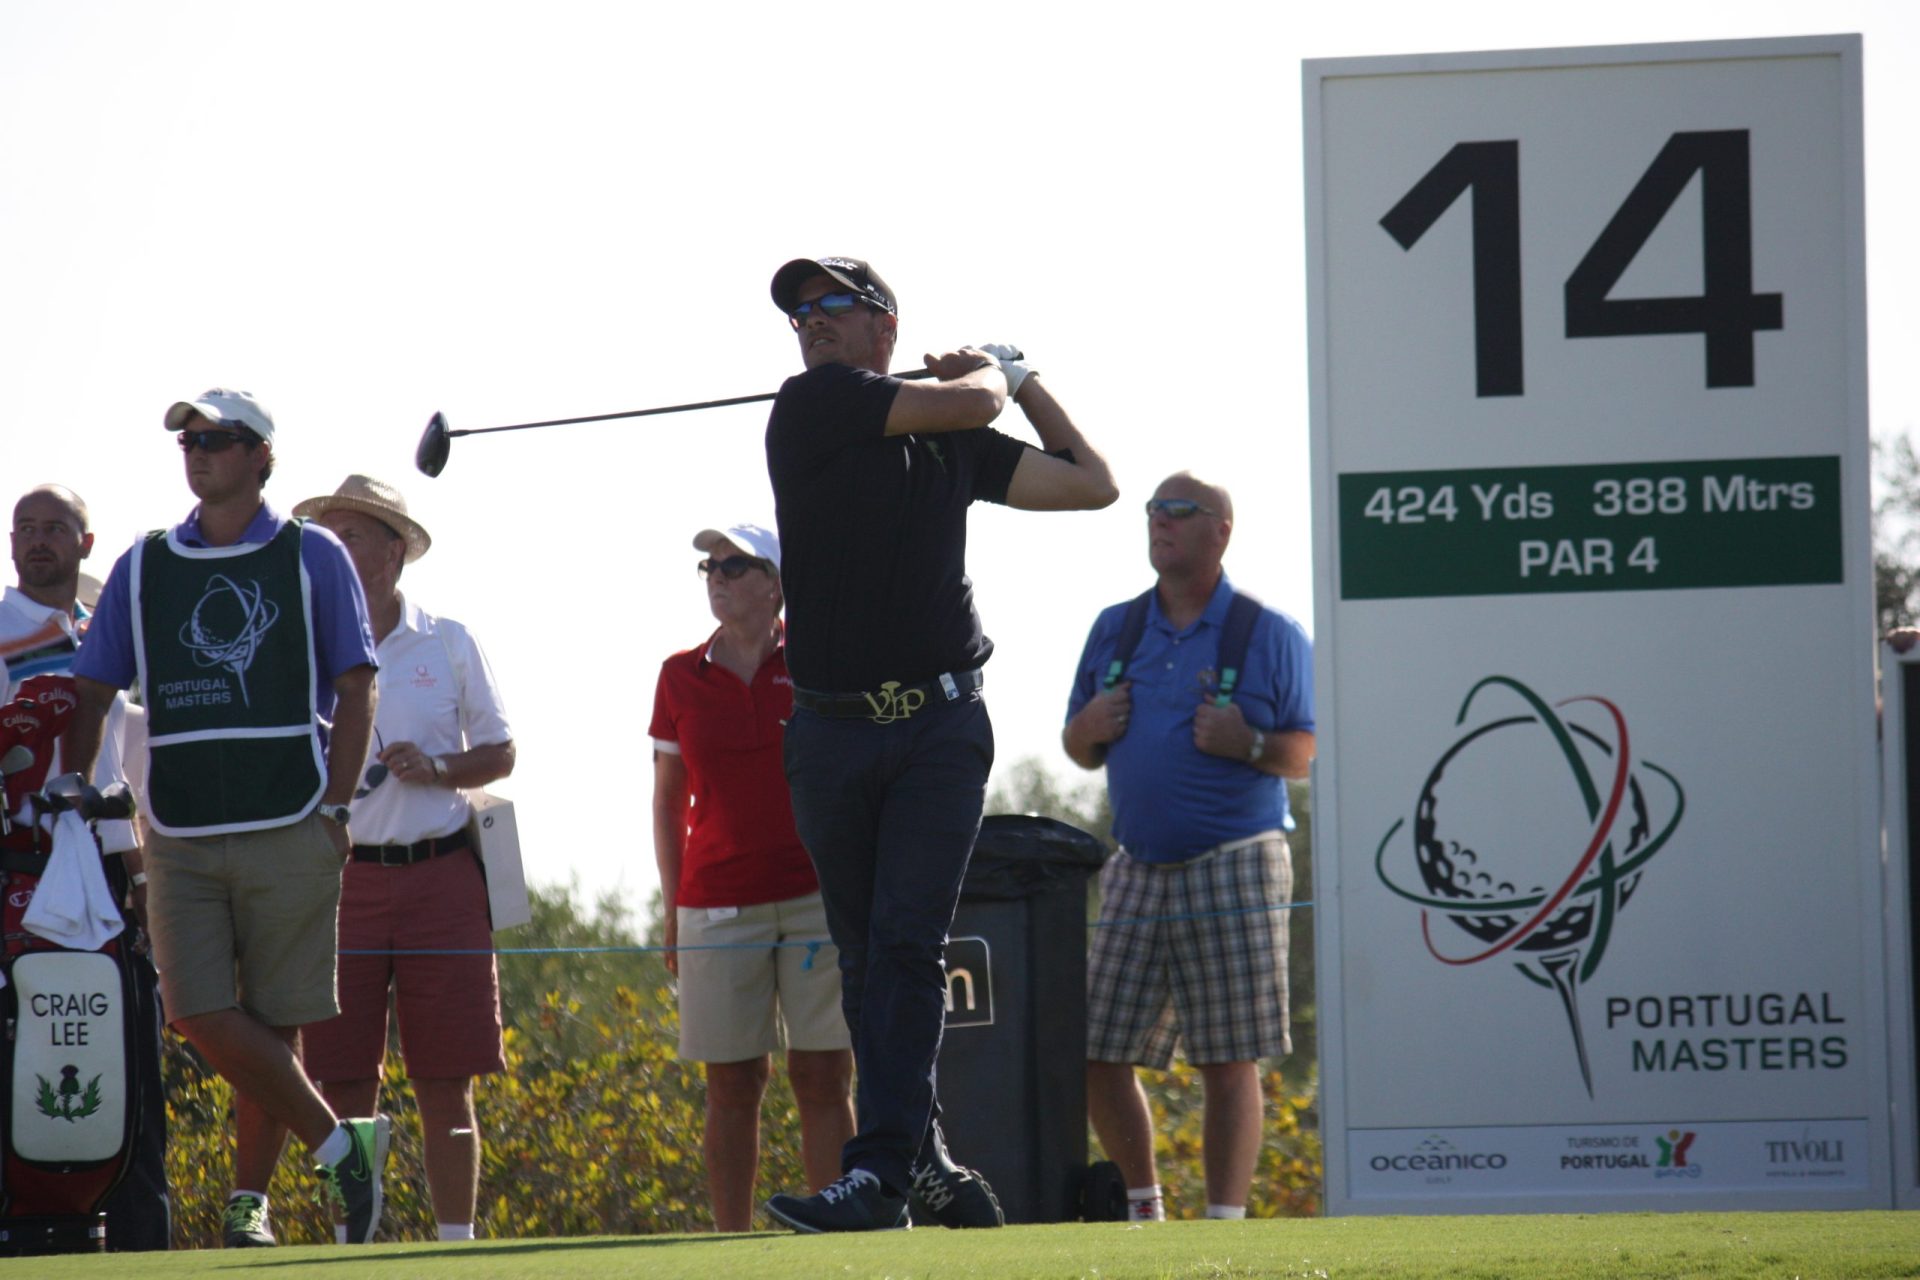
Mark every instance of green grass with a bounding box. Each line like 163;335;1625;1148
27;1213;1920;1279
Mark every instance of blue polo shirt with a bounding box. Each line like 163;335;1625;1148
74;502;377;725
1066;574;1313;860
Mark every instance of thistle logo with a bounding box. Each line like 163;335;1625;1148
179;574;280;708
35;1065;103;1123
1375;676;1685;1097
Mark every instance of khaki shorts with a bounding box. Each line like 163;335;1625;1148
676;891;850;1063
146;813;344;1027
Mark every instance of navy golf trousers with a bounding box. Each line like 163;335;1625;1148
782;692;993;1195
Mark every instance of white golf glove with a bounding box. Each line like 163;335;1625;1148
976;343;1034;399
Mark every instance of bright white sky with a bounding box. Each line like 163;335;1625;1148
4;2;1914;916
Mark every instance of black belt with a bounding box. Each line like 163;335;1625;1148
790;668;984;722
351;828;471;867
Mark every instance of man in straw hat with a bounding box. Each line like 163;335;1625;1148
64;389;389;1245
292;475;515;1245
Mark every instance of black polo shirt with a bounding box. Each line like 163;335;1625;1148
766;362;1029;693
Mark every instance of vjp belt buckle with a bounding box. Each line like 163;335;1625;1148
863;680;926;724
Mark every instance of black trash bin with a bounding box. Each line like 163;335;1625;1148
934;814;1107;1223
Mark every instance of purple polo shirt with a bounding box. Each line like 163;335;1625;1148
74;502;378;724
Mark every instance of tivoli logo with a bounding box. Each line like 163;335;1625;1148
180;574;280;707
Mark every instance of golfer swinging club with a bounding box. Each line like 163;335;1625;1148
762;256;1118;1232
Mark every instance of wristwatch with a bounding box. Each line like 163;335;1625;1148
316;802;353;826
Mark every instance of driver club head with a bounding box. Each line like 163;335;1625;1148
416;411;453;478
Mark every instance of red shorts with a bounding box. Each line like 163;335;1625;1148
301;846;505;1082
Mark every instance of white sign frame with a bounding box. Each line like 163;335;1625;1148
1878;648;1920;1210
1304;35;1883;1214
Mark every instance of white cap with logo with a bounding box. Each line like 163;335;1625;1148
164;388;276;444
692;522;780;571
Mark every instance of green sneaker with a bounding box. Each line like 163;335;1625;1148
316;1116;391;1244
221;1193;275;1247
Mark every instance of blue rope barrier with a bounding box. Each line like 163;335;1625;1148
338;899;1315;965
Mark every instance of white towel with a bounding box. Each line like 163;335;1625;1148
21;810;124;951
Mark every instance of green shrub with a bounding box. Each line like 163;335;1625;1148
159;880;1320;1247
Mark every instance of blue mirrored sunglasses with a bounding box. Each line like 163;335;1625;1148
787;292;870;329
1145;498;1217;519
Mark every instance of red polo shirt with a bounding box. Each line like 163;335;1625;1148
648;635;817;908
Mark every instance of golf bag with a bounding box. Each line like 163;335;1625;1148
0;677;141;1256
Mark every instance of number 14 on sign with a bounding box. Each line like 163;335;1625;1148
1381;130;1782;396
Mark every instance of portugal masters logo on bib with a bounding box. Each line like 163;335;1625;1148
180;573;281;707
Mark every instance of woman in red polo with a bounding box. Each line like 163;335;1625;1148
649;521;853;1232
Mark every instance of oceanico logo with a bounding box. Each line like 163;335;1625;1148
1374;676;1685;1097
180;574;280;708
1369;1135;1508;1174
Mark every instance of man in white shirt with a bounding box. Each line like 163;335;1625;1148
292;475;516;1244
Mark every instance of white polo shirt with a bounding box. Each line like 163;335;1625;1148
349;595;512;846
0;586;136;853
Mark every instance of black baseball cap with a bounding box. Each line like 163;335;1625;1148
770;256;898;317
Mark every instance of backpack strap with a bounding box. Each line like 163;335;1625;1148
1102;590;1157;690
1211;592;1264;707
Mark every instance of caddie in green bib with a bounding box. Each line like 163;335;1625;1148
131;521;326;835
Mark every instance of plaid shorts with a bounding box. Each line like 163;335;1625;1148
1085;834;1293;1068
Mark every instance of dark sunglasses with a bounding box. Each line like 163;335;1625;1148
177;428;254;454
1146;498;1217;519
355;729;389;799
698;555;770;580
787;292;869;329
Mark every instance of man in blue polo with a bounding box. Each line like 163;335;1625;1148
63;389;390;1246
1062;470;1315;1222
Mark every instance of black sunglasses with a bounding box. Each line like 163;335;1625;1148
698;555;770;580
1146;498;1217;519
355;730;389;799
787;292;870;329
177;428;255;454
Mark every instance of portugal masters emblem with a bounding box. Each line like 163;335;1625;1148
1374;676;1685;1096
180;573;281;708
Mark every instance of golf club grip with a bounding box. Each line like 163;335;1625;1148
454;368;938;438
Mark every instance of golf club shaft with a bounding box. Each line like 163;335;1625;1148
450;369;936;439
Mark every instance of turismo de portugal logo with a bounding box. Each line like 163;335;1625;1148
1375;676;1685;1096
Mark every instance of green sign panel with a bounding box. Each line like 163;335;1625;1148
1339;456;1841;600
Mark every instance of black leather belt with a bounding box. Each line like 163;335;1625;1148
790;668;984;722
351;828;471;867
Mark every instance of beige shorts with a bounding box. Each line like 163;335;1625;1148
146;813;344;1027
676;890;850;1063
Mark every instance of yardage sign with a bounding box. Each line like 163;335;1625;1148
1303;37;1888;1213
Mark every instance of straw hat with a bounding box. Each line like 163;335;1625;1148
293;474;432;563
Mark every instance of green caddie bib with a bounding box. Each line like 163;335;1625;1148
132;521;325;835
